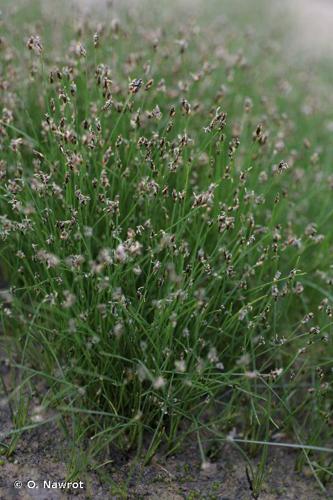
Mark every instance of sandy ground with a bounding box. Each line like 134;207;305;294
284;0;333;57
69;0;333;58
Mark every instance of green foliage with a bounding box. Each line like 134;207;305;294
0;0;332;489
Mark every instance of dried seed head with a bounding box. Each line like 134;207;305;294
129;78;143;94
181;98;191;115
26;35;43;55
